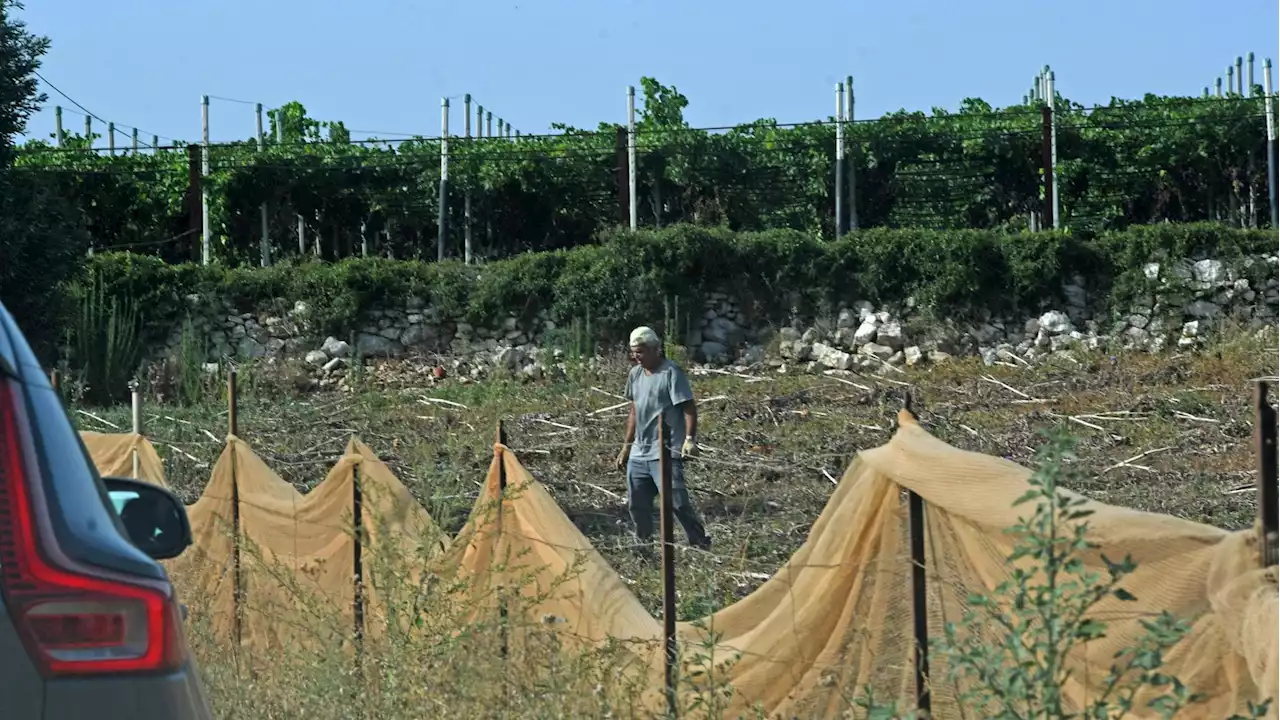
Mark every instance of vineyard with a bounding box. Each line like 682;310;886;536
11;78;1278;267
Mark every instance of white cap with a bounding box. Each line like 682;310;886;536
629;326;660;348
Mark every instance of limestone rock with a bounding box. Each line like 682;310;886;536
1192;259;1225;285
1038;311;1072;334
836;308;859;329
876;321;905;351
812;342;854;370
853;319;879;346
1185;300;1221;319
859;342;894;361
356;333;400;357
700;341;729;362
237;337;267;359
322;337;352;358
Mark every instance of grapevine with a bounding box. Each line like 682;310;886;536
13;80;1274;265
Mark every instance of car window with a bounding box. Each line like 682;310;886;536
110;490;140;514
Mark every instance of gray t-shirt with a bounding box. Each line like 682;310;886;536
625;359;695;462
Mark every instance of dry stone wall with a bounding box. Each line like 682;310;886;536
168;252;1278;380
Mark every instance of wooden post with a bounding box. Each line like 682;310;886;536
227;369;239;437
352;460;365;649
228;369;243;648
495;420;508;479
495;419;509;660
908;489;931;714
1254;381;1278;567
659;420;678;718
902;390;931;715
348;456;366;713
49;369;66;412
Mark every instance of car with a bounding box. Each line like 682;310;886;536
0;299;214;720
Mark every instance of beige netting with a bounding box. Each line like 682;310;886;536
186;437;450;652
83;433;448;652
439;447;662;657
80;418;1278;719
163;440;239;646
441;414;1277;719
80;431;168;487
668;410;1279;718
230;435;357;652
345;437;451;639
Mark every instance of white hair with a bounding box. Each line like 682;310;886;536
629;326;661;348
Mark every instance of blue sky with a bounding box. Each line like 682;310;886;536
14;0;1280;146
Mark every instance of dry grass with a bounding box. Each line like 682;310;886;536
181;532;669;719
76;324;1278;718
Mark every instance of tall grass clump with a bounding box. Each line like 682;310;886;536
174;315;212;406
62;269;145;406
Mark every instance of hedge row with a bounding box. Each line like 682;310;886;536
76;222;1276;349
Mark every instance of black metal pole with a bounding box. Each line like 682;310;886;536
659;420;678;718
496;420;509;660
902;390;931;714
228;370;242;649
908;489;931;714
1254;381;1278;567
352;462;364;647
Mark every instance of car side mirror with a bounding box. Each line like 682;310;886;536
102;477;193;561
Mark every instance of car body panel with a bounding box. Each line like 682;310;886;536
44;665;214;720
0;301;213;720
0;601;45;719
23;381;166;580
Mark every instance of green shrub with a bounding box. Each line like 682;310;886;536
73;222;1274;355
468;251;563;324
0;178;90;361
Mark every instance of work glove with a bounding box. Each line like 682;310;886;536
681;436;699;458
614;442;631;470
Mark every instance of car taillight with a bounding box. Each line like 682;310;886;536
0;379;185;677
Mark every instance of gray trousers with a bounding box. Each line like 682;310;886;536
625;457;709;547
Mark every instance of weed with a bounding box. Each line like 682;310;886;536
63;269;145;406
75;324;1276;717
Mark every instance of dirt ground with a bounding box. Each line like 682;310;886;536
79;326;1277;620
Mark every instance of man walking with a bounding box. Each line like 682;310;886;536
614;326;712;550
